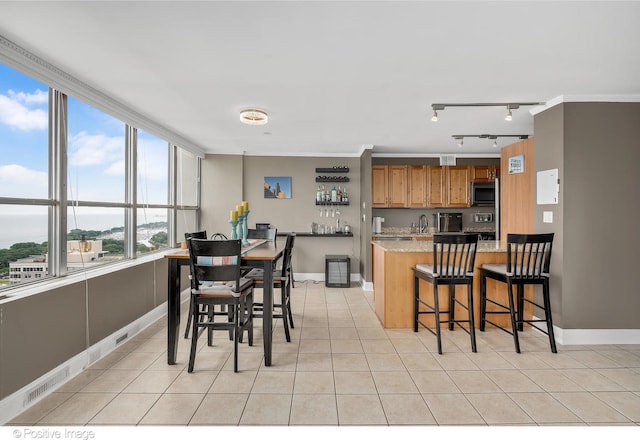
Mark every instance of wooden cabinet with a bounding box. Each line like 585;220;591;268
372;165;408;208
471;165;500;182
427;165;470;208
374;164;470;208
447;166;471;207
408;165;427;208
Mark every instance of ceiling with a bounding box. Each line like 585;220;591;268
1;1;639;157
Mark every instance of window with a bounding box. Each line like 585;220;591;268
0;64;51;288
0;59;201;292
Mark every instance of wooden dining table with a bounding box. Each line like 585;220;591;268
164;238;284;367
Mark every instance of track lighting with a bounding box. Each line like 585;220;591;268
430;102;543;122
452;134;529;148
430;104;444;122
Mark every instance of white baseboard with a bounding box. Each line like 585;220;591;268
554;327;640;346
0;301;171;425
292;272;362;283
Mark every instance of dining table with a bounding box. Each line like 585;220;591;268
164;238;284;367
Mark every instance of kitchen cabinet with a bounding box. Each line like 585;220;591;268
471;165;500;182
372;165;408;208
408;165;427;208
427;165;470;208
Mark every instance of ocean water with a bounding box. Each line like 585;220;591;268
0;213;126;249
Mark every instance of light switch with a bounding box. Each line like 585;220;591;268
543;211;553;223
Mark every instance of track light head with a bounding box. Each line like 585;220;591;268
431;104;445;122
505;108;513;121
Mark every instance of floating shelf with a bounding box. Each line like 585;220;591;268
315;201;350;206
315;167;349;173
316;176;350;182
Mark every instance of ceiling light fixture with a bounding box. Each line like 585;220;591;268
431;104;445;122
239;108;268;125
451;134;530;148
430;102;543;121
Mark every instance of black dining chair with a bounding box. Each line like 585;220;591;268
413;233;479;354
245;233;296;342
183;230;207;339
186;237;254;372
479;233;556;353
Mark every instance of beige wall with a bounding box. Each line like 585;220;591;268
534;102;640;330
200;155;361;276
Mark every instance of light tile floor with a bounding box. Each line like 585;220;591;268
7;281;640;427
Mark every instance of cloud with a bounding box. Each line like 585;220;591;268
69;131;125;166
0;91;48;131
0;164;48;197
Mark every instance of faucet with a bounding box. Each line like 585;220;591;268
419;214;428;233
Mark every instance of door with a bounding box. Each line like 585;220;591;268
371;165;389;208
447;166;471;208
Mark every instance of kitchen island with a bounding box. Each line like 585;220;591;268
372;239;532;329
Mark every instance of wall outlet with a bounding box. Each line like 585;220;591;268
543;211;553;223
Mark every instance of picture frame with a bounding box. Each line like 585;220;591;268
264;176;292;199
508;154;524;174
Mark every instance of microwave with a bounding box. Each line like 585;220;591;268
471;182;496;207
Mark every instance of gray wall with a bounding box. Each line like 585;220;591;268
0;259;172;399
534;102;640;329
360;149;372;282
200;154;244;238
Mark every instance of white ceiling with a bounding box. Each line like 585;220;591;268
1;1;639;157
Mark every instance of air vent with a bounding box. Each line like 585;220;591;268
115;332;129;345
23;366;70;406
440;155;456;166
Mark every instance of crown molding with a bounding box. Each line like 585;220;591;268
530;95;640;115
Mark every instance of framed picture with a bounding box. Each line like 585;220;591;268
264;176;292;199
508;154;524;174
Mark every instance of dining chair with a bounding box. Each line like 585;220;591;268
413;233;479;354
247;228;277;240
479;233;556;353
183;230;207;339
245;233;296;342
186;237;254;372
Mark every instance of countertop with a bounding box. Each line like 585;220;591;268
372;239;506;253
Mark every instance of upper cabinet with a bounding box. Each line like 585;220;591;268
374;164;471;208
471;165;500;182
372;165;408;208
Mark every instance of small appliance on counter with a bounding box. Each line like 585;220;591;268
437;212;463;233
372;216;385;234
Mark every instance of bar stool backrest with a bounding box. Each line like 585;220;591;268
506;233;554;279
432;233;479;279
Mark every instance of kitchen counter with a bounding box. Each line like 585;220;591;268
371;239;531;328
372;239;506;252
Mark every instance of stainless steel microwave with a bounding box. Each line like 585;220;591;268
471;182;496;207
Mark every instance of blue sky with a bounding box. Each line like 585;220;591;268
0;63;169;204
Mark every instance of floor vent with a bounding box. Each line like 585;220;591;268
115;332;128;345
440;154;457;166
23;366;70;407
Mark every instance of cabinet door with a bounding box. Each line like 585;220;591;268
426;165;446;208
408;165;427;208
471;165;493;182
371;165;389;208
472;165;499;182
447;166;471;208
388;165;408;208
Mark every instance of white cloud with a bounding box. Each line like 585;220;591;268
0;164;48;197
8;89;48;105
0;93;48;131
69;131;124;166
104;159;125;176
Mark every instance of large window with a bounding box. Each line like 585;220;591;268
0;61;201;292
